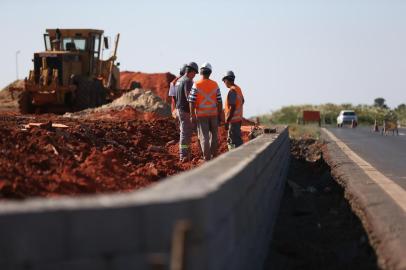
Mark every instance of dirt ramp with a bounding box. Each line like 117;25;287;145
107;88;171;116
120;71;176;102
65;89;171;121
0;80;24;112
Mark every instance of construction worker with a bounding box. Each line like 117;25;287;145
175;62;199;162
188;63;223;161
222;71;244;150
168;64;187;118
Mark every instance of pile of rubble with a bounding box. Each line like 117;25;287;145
65;89;171;120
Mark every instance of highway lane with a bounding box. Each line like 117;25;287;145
323;127;406;268
326;126;406;190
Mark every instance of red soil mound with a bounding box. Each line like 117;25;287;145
120;72;176;103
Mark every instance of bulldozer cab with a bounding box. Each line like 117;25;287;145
43;29;104;78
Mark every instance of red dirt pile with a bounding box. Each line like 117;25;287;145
0;80;24;112
120;72;176;102
64;89;171;121
0;114;249;199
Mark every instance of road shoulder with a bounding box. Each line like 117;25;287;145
321;128;406;270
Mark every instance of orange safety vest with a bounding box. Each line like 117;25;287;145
193;79;219;117
225;85;244;123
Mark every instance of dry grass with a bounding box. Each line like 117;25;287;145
288;124;321;140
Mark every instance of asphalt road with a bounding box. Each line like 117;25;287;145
326;126;406;190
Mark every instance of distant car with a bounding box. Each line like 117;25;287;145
337;110;358;127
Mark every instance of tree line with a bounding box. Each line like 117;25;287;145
258;98;406;126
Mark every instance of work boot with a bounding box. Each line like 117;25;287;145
197;159;205;165
227;143;236;151
180;155;190;163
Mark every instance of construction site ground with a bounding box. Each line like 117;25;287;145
0;111;250;199
0;74;252;199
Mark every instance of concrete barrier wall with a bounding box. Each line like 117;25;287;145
0;127;290;270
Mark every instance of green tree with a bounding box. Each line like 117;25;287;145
395;103;406;111
373;98;388;109
395;104;406;126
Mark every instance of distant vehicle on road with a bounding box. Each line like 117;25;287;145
337;110;358;127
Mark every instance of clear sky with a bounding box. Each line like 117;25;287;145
1;0;405;116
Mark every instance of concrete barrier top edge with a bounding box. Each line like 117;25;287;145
0;127;289;215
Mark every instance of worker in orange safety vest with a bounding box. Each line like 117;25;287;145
222;70;244;150
188;63;223;161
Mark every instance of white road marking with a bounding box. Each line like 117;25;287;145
399;133;405;136
323;128;406;213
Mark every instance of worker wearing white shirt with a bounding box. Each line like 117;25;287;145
168;64;187;117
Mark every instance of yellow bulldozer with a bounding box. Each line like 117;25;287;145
19;28;121;113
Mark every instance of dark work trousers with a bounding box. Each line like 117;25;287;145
227;121;243;150
196;116;219;160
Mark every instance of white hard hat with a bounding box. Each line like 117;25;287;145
200;62;212;71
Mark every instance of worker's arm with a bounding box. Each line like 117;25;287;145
168;81;177;117
217;102;223;123
171;96;177;109
216;88;223;123
226;105;236;123
187;81;197;122
226;90;237;123
171;96;177;118
189;102;196;121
